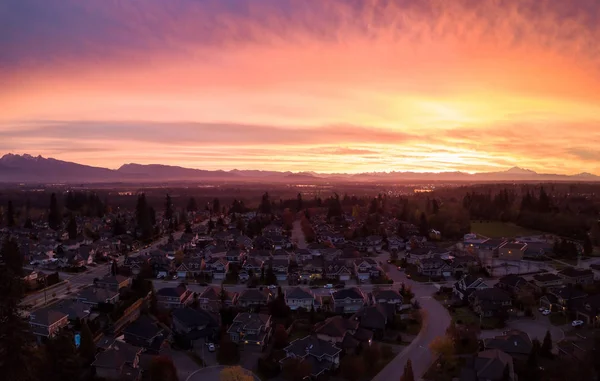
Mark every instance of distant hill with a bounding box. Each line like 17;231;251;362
0;153;598;183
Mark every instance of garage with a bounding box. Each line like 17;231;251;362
339;274;350;281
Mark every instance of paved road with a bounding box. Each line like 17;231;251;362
291;219;307;249
372;251;451;381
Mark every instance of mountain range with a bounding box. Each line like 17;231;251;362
0;153;598;184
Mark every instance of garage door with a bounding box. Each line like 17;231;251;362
339;274;350;281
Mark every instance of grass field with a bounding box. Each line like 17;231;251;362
470;221;542;238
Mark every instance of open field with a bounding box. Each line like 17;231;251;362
470;221;542;238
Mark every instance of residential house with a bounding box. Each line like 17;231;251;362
301;259;324;280
352;304;392;338
417;256;452;278
280;335;342;378
172;307;220;342
241;258;263;278
332;287;367;314
540;286;587;312
370;289;403;310
458;349;515;381
314;316;373;354
483;330;532;361
468;288;512;317
237;288;273;309
29;306;69;340
557;332;596;362
387;235;405;253
236;235;253;249
531;273;563;292
498;242;527;261
225;249;244;264
353;258;381;283
365;235;383;253
558;267;594;285
74;287;120;306
227;313;272;349
176;258;203;278
295;249;313;262
324;260;352;282
270;258;289;281
284;287;316;311
95;274;132;291
155;284;194;309
198;286;238;311
494;274;529;295
202;257;229;280
123;315;164;353
576;294;600;326
450;255;480;277
453;275;490;301
405;247;434;264
92;341;142;380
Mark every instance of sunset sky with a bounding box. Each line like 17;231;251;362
1;0;599;174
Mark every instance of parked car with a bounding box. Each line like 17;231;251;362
267;285;277;290
207;343;215;352
572;320;584;327
172;275;178;280
538;307;546;312
157;274;165;279
324;284;333;289
542;309;551;316
397;266;404;271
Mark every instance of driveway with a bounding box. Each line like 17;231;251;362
480;318;566;343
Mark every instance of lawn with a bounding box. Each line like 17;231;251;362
470;221;541;238
451;307;480;326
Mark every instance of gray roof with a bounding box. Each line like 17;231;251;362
155;285;188;298
285;287;314;300
123;315;163;340
92;341;141;369
30;306;68;326
314;316;358;338
75;287;119;304
472;349;512;380
484;330;532;355
372;289;403;301
172;307;219;329
332;287;364;301
285;335;341;358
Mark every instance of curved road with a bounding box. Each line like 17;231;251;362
373;253;451;381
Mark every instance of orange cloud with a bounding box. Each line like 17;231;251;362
1;0;599;174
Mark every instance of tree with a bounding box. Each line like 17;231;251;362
418;212;429;237
67;216;77;239
584;235;593;256
273;324;289;349
48;193;62;230
78;321;96;364
296;193;303;212
213;198;221;214
340;355;365;381
400;359;415;381
259;192;271;215
265;264;277;285
282;358;311;381
0;237;39;381
432;199;440;215
187;197;198;212
136;193;153;240
541;330;553;357
527;338;541;368
217;337;240;365
6;200;15;227
42;332;82;381
220;366;253;381
429;335;455;367
362;342;381;372
164;194;174;223
149;355;178;381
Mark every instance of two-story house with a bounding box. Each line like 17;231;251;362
29;306;69;341
314;316;373;354
576;294;600;326
227;313;272;349
172;307;220;342
74;287;120;306
95;274;132;291
280;335;342;378
123;315;164;353
531;273;563;293
469;288;512;317
405;247;434;264
365;235;383;253
370;289;403;310
453;275;490;301
324;260;352;282
353;258;381;283
202;257;229;280
176;258;203;279
237;289;273;309
270;258;289;281
284;287;316;311
540;286;587;312
92;341;142;380
198;286;238;312
494;274;529;295
558;267;594;285
387;235;405;253
417;256;452;278
332;287;367;314
155;284;194;309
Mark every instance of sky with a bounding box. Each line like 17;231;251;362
1;0;600;174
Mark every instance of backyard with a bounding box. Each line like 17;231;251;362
450;307;502;330
470;221;542;238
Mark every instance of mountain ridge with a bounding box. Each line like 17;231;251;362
0;153;598;183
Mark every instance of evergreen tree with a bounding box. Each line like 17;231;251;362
43;332;82;381
78;321;96;364
296;193;303;212
541;330;553;357
260;192;272;215
135;193;153;240
0;239;38;380
164;193;173;222
432;199;440;214
418;212;429;237
67;216;77;239
213;198;221;214
6;200;15;227
400;359;415;381
187;197;198;212
48;193;62;230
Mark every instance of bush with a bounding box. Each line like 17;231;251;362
257;356;281;379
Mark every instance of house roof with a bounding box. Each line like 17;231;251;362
558;267;593;278
30;306;68;326
314;316;358;338
484;330;532;355
239;288;271;302
285;287;314;300
497;274;527;288
75;287;119;304
352;305;388;330
155;285;188;298
472;349;512;380
200;286;236;302
123;315;163;341
471;288;511;302
552;286;587;300
332;287;364;301
285;335;341;358
228;313;270;333
172;307;219;329
92;341;141;369
372;289;403;301
533;273;562;282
